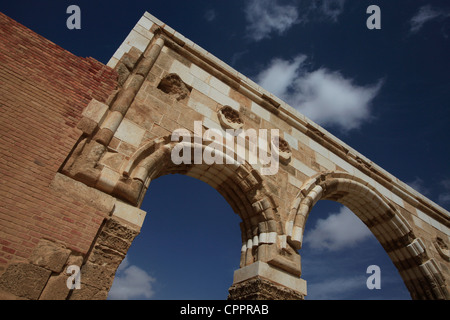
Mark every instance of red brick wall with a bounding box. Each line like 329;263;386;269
0;12;118;273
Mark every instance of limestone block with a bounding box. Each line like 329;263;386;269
0;263;51;300
111;43;132;65
209;87;240;111
114;118;146;147
191;78;211;96
190;63;211;83
288;175;302;188
188;97;212;119
121;47;143;70
169;60;194;86
123;29;151;54
28;239;71;273
99;151;126;172
111;200;146;228
103;217;140;243
96;166;121;194
290;127;310;146
136;15;154;31
79;262;116;290
209;76;230;96
231;261;306;298
77;117;98;136
77;99;109;134
87;244;125;270
100;110;123;133
291;158;317;177
115;61;131;86
106;57;119;69
133;24;154;41
50;173;116;214
68;282;107;300
250;101;270;122
96;232;131;255
39;273;70;300
315;152;337;171
282;132;298;151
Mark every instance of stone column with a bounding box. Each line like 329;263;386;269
228;261;307;300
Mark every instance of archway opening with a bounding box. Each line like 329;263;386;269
300;199;411;299
108;173;242;300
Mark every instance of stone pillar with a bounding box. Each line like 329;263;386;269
228;261;307;300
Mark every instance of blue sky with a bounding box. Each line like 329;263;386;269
2;1;449;300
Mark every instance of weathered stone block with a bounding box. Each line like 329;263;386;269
87;244;125;270
28;239;71;273
79;262;116;290
0;263;51;300
39;273;70;300
68;282;108;300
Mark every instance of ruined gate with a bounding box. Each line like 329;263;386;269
0;12;448;300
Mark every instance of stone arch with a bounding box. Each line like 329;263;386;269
99;134;298;274
286;171;449;300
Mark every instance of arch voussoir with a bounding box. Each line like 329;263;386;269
287;171;449;300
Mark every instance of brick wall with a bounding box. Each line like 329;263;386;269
0;12;118;273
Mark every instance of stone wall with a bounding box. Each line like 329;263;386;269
0;12;118;299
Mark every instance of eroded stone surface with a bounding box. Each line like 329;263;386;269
157;73;191;101
228;277;305;300
0;263;51;300
28;239;71;273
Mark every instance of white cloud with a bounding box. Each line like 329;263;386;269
306;276;366;299
108;256;156;300
243;0;347;41
410;5;450;33
438;179;450;206
256;55;307;97
255;55;382;132
244;0;299;41
303;206;372;251
406;177;430;195
309;0;346;22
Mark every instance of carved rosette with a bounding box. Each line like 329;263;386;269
218;105;244;130
157;73;191;101
434;237;450;261
272;136;292;163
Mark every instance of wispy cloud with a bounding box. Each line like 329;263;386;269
306;275;366;299
204;9;216;22
308;0;346;22
406;177;430;195
244;0;299;41
243;0;347;42
303;206;372;251
108;256;156;300
438;179;450;207
230;50;249;66
410;5;450;34
255;55;382;132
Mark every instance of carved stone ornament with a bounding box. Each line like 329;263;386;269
157;73;191;101
218;105;244;130
272;136;292;163
433;237;450;261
